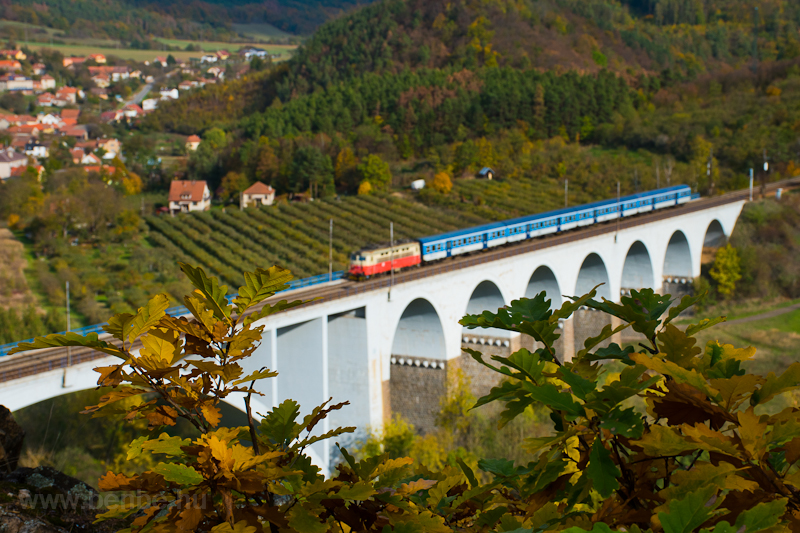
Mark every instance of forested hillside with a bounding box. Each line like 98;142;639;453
143;0;800;200
5;0;376;40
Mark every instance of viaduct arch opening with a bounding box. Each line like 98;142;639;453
526;266;562;307
702;219;727;264
575;253;611;300
464;281;508;337
663;231;693;281
621;241;655;294
390;298;447;435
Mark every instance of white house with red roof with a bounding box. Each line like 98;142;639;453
185;135;201;151
241;181;275;208
168;180;212;214
0;149;28;179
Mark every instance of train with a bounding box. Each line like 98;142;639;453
348;185;693;279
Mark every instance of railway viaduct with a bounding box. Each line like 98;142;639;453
0;189;761;473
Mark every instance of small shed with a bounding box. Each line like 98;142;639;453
410;179;425;190
477;167;495;180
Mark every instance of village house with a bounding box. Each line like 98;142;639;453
200;54;218;64
241;182;275;208
0;60;22;72
100;110;124;123
142;98;158;112
36;93;55;107
40;75;56;90
32;63;46;76
24;139;49;159
91;73;110;88
62;126;88;141
7;124;42;137
122;103;144;119
89;87;109;100
61;109;80;122
0;75;32;91
97;138;121;158
54;86;78;106
154;57;168;68
63;57;86;68
37;113;61;126
185;135;201;151
0;149;28;179
10;164;44;180
71;148;101;165
0;50;26;61
88;54;107;64
168;180;212;214
88;66;130;82
206;66;223;78
216;50;230;61
159;88;179;100
178;80;194;91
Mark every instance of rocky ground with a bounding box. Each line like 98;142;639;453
0;406;129;533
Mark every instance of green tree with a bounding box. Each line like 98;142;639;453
357;154;392;192
290;145;335;197
710;243;742;296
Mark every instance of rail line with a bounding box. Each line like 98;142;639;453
1;179;796;385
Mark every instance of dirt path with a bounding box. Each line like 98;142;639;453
722;302;800;326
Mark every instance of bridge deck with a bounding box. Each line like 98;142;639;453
1;179;796;385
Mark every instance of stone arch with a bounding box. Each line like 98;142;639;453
391;298;446;360
663;231;693;280
621;241;655;294
575;253;611;300
526;266;562;307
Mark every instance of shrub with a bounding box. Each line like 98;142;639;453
11;265;800;532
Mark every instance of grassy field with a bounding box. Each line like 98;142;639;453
21;41;296;62
1;19;297;62
231;23;294;41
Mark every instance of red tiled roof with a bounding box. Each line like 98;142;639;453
244;181;274;195
186;135;201;143
61;109;80;120
169;180;208;203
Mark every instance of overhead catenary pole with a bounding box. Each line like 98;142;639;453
564;179;568;208
615;181;620;242
329;218;333;282
388;222;394;301
749;168;754;201
66;281;71;376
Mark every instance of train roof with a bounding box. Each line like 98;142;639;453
502;185;691;227
418;221;505;244
419;185;692;244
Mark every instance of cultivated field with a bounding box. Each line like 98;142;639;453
145;195;487;286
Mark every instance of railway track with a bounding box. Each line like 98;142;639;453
2;178;797;384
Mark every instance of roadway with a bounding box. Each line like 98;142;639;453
1;179;796;384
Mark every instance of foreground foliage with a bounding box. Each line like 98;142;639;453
11;263;800;532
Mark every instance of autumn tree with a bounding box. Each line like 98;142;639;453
431;171;453;194
218;171;251;203
356;154;392;192
710;243;742;296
